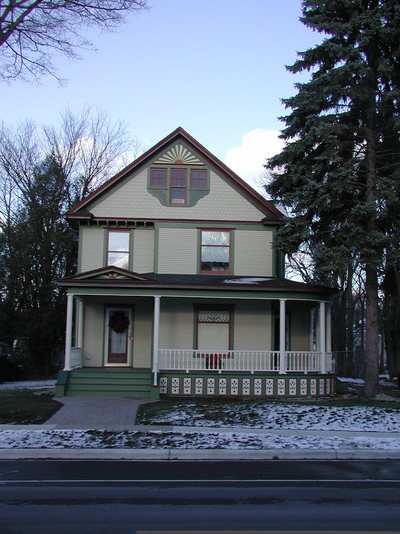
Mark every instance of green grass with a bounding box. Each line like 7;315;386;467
0;390;62;424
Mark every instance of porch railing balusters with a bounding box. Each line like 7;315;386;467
157;349;329;374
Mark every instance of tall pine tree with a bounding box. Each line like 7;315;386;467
266;0;400;397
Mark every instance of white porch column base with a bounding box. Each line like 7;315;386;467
319;301;326;374
64;293;74;371
152;296;161;386
279;299;286;374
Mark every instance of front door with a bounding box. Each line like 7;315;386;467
106;308;131;365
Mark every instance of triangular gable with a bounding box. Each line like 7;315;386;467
60;266;154;283
67;127;284;221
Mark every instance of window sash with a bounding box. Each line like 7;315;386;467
200;230;231;273
150;168;167;187
191;169;207;189
107;231;130;269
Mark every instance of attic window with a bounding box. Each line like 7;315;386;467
170;168;186;206
150;168;167;187
190;169;207;189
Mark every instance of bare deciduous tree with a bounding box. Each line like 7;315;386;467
0;1;148;81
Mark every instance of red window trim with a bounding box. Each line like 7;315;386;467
170;168;187;206
200;229;231;274
190;169;207;189
150;167;167;187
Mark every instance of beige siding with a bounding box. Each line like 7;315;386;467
82;298;104;367
158;228;197;274
79;227;104;273
133;228;154;273
132;301;152;367
234;230;273;276
89;168;266;221
160;300;193;349
234;301;272;351
289;302;311;351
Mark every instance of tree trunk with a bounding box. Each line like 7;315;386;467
364;265;379;397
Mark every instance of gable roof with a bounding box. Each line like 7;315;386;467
67;127;284;222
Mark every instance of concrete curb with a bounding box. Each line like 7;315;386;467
1;448;400;461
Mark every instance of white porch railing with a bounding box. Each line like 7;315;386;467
159;349;333;374
70;347;83;369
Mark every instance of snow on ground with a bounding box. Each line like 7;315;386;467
0;380;56;391
0;428;399;450
136;399;400;432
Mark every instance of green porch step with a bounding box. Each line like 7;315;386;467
62;368;157;398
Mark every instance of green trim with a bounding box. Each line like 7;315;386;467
129;230;134;271
147;165;210;208
78;227;83;273
70;287;333;302
229;230;235;275
103;229;108;268
272;227;276;277
153;225;159;273
196;228;201;275
101;305;106;366
156;221;276;231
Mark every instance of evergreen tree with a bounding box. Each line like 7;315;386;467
266;0;400;397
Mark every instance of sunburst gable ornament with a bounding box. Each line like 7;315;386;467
154;144;202;165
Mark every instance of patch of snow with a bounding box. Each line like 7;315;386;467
0;380;56;391
337;377;364;385
224;278;269;284
374;393;398;402
0;428;399;450
137;400;400;432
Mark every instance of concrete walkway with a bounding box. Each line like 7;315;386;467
46;396;155;430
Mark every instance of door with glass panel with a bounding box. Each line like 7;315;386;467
106;308;132;365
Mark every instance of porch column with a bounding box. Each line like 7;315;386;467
77;298;84;348
309;307;314;351
326;304;332;353
152;295;161;386
64;293;74;371
319;301;326;374
279;299;286;374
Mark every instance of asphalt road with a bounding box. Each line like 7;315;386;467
1;460;400;533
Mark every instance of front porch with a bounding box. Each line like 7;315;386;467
58;277;336;398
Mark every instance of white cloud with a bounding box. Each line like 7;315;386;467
225;129;284;192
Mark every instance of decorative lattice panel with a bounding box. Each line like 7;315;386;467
198;310;230;323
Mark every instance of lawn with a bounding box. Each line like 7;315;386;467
135;397;400;431
0;390;61;424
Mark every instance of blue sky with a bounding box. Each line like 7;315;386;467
0;0;320;190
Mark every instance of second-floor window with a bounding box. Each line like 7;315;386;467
107;230;130;270
200;230;231;273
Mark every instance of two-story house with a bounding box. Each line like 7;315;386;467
56;127;335;398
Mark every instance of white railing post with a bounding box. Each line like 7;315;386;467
152;296;161;386
279;299;286;374
64;293;74;371
319;301;326;374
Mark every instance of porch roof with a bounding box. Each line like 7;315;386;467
59;267;335;297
